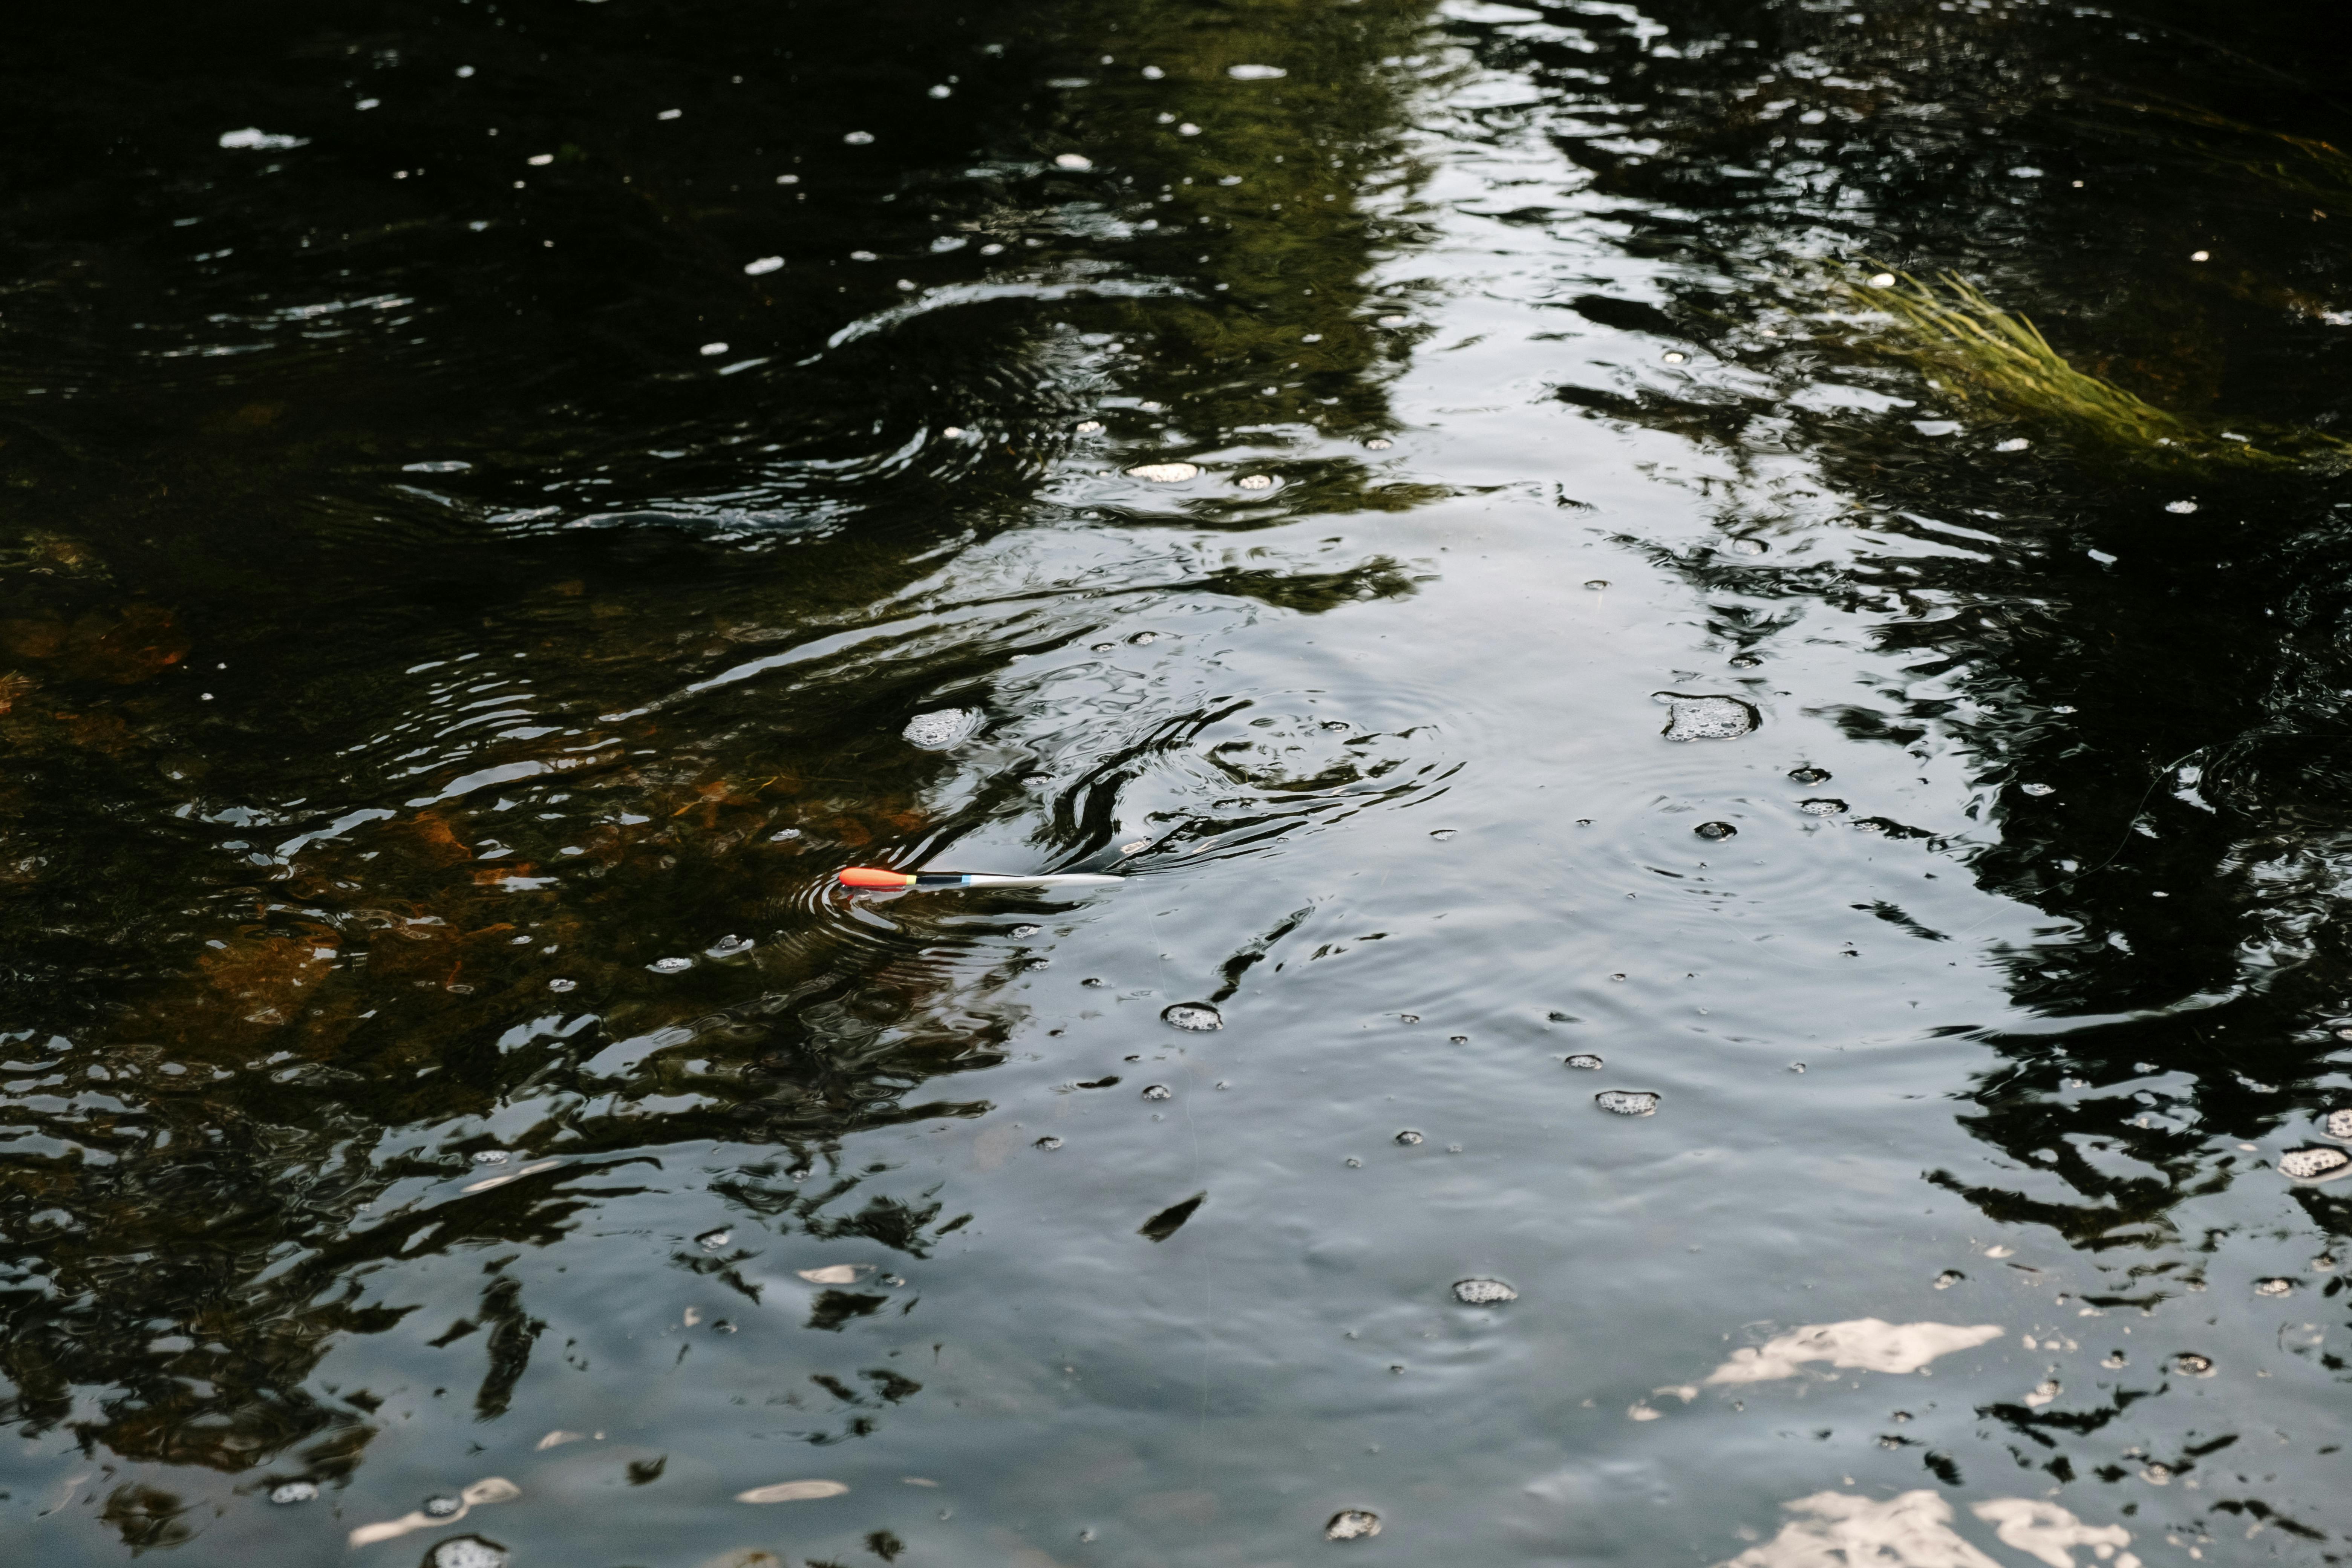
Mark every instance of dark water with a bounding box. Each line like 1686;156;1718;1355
8;0;2352;1563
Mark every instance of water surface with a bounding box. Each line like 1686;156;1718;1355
7;1;2352;1564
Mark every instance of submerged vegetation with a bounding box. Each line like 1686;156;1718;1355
2120;98;2352;208
1844;268;2352;469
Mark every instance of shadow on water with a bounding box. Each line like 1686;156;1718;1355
0;0;1442;1530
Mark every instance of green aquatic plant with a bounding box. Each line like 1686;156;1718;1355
1845;268;2352;469
2117;98;2352;207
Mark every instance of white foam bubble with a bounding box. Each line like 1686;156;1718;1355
1452;1278;1516;1305
903;708;982;749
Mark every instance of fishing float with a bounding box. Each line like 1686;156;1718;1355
837;867;1125;892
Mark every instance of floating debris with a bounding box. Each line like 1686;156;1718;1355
1564;1054;1603;1070
1394;1129;1424;1145
220;127;309;151
1139;1191;1205;1242
1228;63;1288;80
1141;1084;1172;1101
1034;1136;1062;1150
1729;538;1767;556
1053;153;1094;170
1788;766;1831;784
1933;1271;1964;1289
268;1482;318;1505
347;1479;520;1548
1452;1278;1517;1305
548;978;577;992
737;1479;850;1504
2139;1462;2171;1485
1583;579;1609;590
707;934;755;957
744;256;784;276
1796;798;1847;816
2018;782;2055;797
796;1264;875;1285
1325;1510;1382;1542
1705;1320;2004;1384
2102;1351;2127;1368
1236;474;1276;490
1995;436;2030;451
2280;1145;2351;1180
1365;438;1392;450
1595;1090;1658;1116
1694;821;1737;840
647;956;693;974
470;1150;509;1166
1127;462;1199;482
1655;693;1758;741
1162;1002;1223;1031
2172;1352;2214;1377
2165;499;2199;513
2254;1277;2295;1297
903;708;982;749
697;1228;733;1252
1429;828;1457;841
2024;1379;2061;1409
1663;350;1687;364
1075;420;1103;434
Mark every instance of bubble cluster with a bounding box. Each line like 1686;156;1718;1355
1694;821;1737;840
1394;1129;1424;1145
1564;1054;1603;1070
1655;694;1758;741
1595;1090;1658;1116
1162;1002;1223;1031
1325;1510;1383;1541
903;708;982;749
2327;1109;2352;1139
1452;1278;1517;1305
2281;1145;2350;1180
1788;767;1831;785
2173;1352;2214;1377
1141;1084;1172;1101
268;1481;318;1505
1796;798;1847;816
429;1539;511;1568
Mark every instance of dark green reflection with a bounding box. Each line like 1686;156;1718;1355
0;0;1436;1497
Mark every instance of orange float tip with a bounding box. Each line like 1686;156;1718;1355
838;867;917;889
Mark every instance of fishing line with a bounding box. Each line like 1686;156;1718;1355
1147;899;1215;1505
